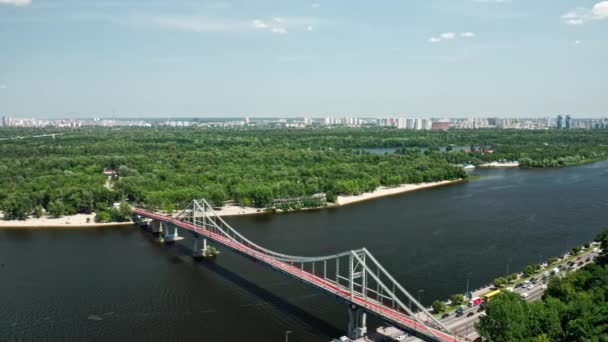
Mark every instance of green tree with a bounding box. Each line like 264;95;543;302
48;200;65;218
432;300;447;314
507;273;518;284
494;277;508;288
571;245;582;256
594;226;608;265
450;293;465;305
95;210;111;222
476;292;529;342
547;257;559;266
1;193;32;220
33;205;44;218
119;201;132;219
523;264;541;277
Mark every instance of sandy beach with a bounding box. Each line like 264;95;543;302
209;204;265;217
0;213;133;228
335;179;462;206
478;161;520;168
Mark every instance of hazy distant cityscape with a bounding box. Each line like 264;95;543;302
2;114;608;130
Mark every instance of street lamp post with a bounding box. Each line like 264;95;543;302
466;272;472;298
285;330;292;342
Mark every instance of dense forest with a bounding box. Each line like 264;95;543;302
476;226;608;341
0;127;466;220
1;127;607;220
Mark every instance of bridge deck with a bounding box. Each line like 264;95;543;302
133;209;461;342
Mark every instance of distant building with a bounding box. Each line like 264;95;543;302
102;168;117;177
431;120;450;130
565;115;572;129
556;115;563;129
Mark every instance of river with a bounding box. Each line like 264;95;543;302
1;161;608;341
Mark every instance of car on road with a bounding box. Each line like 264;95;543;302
456;311;464;318
467;312;475;317
586;257;591;262
441;313;450;319
530;277;538;284
515;283;523;289
477;306;485;312
578;261;584;266
395;335;407;341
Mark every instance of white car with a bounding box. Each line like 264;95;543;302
520;292;529;298
395;335;407;341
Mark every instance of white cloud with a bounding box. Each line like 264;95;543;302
271;27;288;34
148;16;317;35
252;19;268;29
429;31;476;44
0;0;31;6
562;1;608;25
593;1;608;17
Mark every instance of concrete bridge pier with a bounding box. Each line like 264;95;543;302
191;233;215;259
150;220;163;234
163;223;184;243
347;305;367;339
191;233;205;258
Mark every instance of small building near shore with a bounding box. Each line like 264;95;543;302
102;168;117;177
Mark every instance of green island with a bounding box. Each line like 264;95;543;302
1;127;608;221
476;226;608;341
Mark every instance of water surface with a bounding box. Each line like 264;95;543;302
2;161;608;341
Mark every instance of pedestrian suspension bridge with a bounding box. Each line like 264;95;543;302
132;199;462;342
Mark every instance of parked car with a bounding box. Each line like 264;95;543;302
578;261;584;266
456;311;464;318
441;313;450;319
467;312;475;317
520;292;529;298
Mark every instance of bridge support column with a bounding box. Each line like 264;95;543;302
347;305;367;339
164;223;184;243
150;220;162;234
192;233;204;259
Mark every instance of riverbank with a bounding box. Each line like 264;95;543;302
478;161;520;168
0;213;133;229
0;179;465;226
335;179;463;206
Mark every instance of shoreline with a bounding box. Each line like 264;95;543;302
334;179;463;206
0;213;134;229
478;161;520;168
0;179;465;227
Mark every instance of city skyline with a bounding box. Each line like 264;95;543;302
1;0;607;117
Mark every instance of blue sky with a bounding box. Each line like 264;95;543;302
0;0;606;118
